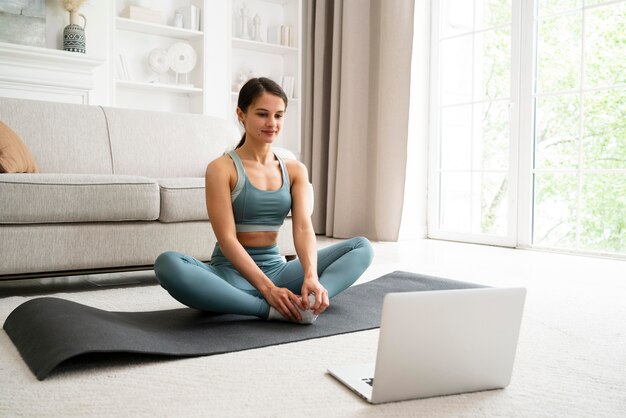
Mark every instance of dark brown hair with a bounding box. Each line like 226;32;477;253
236;77;288;148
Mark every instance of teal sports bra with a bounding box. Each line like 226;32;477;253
228;150;292;232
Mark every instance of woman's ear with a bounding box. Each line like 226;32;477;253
236;107;245;124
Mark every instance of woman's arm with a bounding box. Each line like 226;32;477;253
287;160;329;315
205;157;303;320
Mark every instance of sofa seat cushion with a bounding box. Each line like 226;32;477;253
0;174;159;224
156;176;314;223
157;177;208;223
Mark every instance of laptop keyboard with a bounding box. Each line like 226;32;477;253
362;377;374;387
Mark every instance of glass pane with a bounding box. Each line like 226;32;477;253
475;27;511;100
537;0;582;15
533;173;578;248
536;13;582;93
441;105;472;170
475;101;510;170
434;0;514;243
479;172;509;234
583;89;626;169
580;173;626;253
475;0;512;29
584;0;618;8
440;172;472;232
441;0;474;37
534;94;580;169
584;2;626;88
440;35;473;105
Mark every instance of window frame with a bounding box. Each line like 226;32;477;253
427;0;625;259
428;0;523;247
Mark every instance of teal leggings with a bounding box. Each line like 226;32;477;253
154;237;374;319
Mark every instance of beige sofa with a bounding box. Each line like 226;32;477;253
0;97;300;280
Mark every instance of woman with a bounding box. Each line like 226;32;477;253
154;77;373;324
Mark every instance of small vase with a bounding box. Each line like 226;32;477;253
63;11;87;54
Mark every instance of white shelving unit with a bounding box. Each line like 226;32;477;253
112;0;205;114
230;0;303;158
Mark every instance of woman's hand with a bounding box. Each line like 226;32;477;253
265;287;304;321
301;277;329;315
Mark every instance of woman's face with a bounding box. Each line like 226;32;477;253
238;92;285;145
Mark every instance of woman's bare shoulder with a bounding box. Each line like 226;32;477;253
283;159;309;190
284;158;308;178
206;153;235;180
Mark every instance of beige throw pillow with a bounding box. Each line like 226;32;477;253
0;121;38;173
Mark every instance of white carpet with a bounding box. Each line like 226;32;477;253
1;240;625;417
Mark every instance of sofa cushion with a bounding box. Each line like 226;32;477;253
0;98;113;174
157;177;208;223
0;121;38;173
102;107;239;178
156;175;313;223
0;174;159;224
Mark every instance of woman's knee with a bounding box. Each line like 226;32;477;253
350;236;374;266
154;251;185;286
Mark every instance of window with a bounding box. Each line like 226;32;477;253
429;0;626;256
532;0;626;254
430;0;518;246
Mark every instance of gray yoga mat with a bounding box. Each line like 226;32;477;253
4;271;484;380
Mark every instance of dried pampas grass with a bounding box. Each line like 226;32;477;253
61;0;87;12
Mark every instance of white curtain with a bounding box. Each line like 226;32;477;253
303;0;415;241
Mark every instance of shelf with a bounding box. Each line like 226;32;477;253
232;38;298;55
116;79;203;94
116;17;203;40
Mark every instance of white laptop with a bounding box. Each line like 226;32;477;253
327;287;526;404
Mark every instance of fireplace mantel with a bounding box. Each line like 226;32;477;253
0;42;105;104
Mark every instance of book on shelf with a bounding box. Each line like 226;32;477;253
280;26;291;47
281;76;295;99
267;25;294;47
117;55;130;81
121;6;163;25
178;5;200;31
